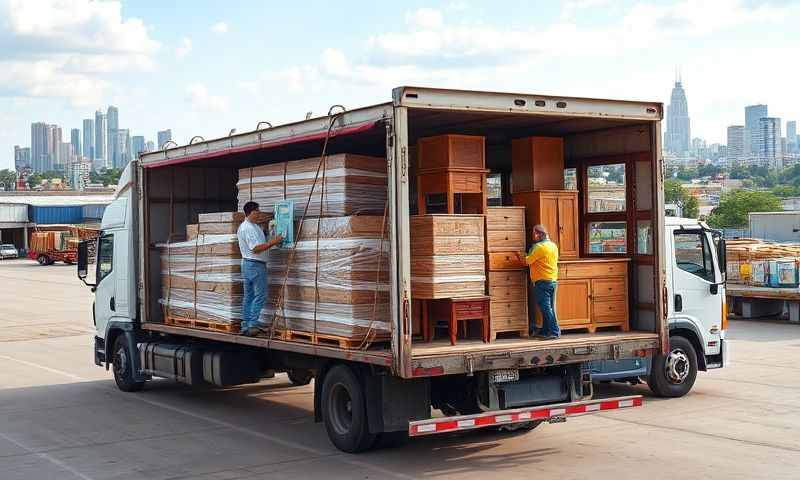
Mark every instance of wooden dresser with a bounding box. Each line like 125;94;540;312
486;207;528;339
542;258;630;332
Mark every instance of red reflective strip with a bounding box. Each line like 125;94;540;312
600;400;620;410
436;420;458;432
632;397;643;407
474;416;495;427
566;405;587;415
532;409;550;419
143;121;378;169
412;366;445;377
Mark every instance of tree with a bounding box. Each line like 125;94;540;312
0;169;16;190
664;179;699;218
707;190;782;228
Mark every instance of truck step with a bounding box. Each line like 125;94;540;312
165;315;241;334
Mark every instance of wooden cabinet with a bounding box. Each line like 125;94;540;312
511;136;564;192
537;259;629;332
418;134;485;170
512;190;579;259
485;207;528;339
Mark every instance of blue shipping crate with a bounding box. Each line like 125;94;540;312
30;205;83;224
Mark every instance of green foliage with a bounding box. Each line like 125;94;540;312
771;185;800;197
89;168;122;187
0;169;17;190
663;179;699;218
707;190;782;228
25;170;65;189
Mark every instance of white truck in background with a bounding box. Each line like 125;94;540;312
591;217;728;396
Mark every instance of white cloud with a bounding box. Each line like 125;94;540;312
406;7;443;29
185;83;228;112
448;1;467;10
211;21;229;34
176;37;192;58
0;0;159;105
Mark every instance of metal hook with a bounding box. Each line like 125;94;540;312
189;136;205;145
161;140;177;150
228;128;237;136
327;104;346;117
256;121;273;130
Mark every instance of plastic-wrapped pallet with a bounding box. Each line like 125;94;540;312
265;215;390;342
236;154;387;219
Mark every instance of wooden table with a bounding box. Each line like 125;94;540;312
419;296;491;345
417;167;489;215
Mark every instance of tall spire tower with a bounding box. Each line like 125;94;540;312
665;75;691;154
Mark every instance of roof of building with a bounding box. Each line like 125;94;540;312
0;193;113;206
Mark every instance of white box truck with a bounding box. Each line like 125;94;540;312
77;86;726;452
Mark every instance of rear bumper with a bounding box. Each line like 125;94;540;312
409;395;643;437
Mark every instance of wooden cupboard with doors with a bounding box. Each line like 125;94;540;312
512;190;579;259
511;136;565;192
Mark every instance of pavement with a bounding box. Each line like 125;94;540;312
1;257;799;479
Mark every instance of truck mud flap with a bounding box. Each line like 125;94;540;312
409;395;642;437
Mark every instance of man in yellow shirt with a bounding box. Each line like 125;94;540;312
521;224;560;339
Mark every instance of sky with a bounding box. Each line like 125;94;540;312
2;0;800;170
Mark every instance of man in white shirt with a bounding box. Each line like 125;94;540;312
237;201;283;336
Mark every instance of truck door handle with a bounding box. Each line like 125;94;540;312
674;294;682;312
110;297;115;312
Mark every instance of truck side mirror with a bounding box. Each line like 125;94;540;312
77;240;95;287
717;238;726;281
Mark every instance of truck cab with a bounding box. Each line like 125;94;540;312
590;217;727;397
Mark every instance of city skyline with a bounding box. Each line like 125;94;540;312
2;1;800;170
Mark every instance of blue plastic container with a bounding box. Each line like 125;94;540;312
768;259;798;288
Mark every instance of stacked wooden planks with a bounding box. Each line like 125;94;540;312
236;154;387;219
726;238;800;283
410;215;486;299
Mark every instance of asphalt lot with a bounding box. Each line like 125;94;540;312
1;258;799;479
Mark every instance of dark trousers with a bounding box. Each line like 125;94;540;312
532;280;559;337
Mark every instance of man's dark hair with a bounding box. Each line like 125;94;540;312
243;201;260;216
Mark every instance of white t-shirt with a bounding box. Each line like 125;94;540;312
237;219;268;262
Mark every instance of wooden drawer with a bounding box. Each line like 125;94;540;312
488;271;527;287
562;261;627;279
450;171;484;193
486;207;525;231
488;283;526;302
591;278;627;298
491;315;527;331
592;299;628;322
490;301;527;320
486;230;526;252
453;299;489;318
488;252;526;271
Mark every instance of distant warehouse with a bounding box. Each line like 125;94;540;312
749;211;800;243
0;192;113;252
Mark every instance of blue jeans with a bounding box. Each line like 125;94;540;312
241;259;267;330
533;280;560;337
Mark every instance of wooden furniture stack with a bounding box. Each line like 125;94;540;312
417;134;489;215
486;206;529;339
511;135;629;333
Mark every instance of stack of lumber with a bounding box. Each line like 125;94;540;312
186;211;270;240
726;238;800;282
30;231;75;252
236;154;387;219
410;215;486;299
265;215;390;342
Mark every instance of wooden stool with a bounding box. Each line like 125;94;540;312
420;296;490;345
417;167;489;215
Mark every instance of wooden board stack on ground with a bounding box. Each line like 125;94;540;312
236;154;387;219
726;238;800;284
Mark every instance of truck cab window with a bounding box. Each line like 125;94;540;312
674;232;714;282
97;234;114;283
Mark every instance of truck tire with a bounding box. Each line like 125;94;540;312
37;254;50;265
647;335;697;398
287;369;313;386
321;365;375;453
112;337;145;393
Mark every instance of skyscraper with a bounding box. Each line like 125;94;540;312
107;106;119;167
726;125;745;165
14;146;31;171
745;104;768;154
788;121;798;153
131;135;146;159
115;129;131;169
49;125;62;168
95;110;107;169
82;118;95;161
70;128;81;157
157;129;172;149
31;122;50;172
757;117;782;168
145;140;155;152
665;80;690;154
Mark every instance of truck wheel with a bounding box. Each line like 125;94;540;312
647;335;697;398
37;254;49;265
321;365;375;453
112;337;145;393
287;369;313;386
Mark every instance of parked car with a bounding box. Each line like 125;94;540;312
0;244;19;259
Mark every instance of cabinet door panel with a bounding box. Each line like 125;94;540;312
557;194;579;258
555;280;591;325
539;195;560;246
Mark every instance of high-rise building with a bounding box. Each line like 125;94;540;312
115;129;131;169
57;142;73;171
107;106;119;167
788;121;798;154
745;104;768;153
70;128;81;157
49;125;63;168
95;110;107;169
665;80;690;154
157;129;172;149
14;146;31;171
82;118;95;161
145;140;155;152
757;117;782;168
726;125;745;165
67;158;92;191
131;135;146;159
31;122;50;172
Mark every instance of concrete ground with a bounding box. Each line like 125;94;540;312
1;258;798;479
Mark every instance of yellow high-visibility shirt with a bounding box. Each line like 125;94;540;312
525;240;559;283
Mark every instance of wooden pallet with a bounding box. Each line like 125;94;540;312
275;329;389;349
560;323;629;334
165;315;241;333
